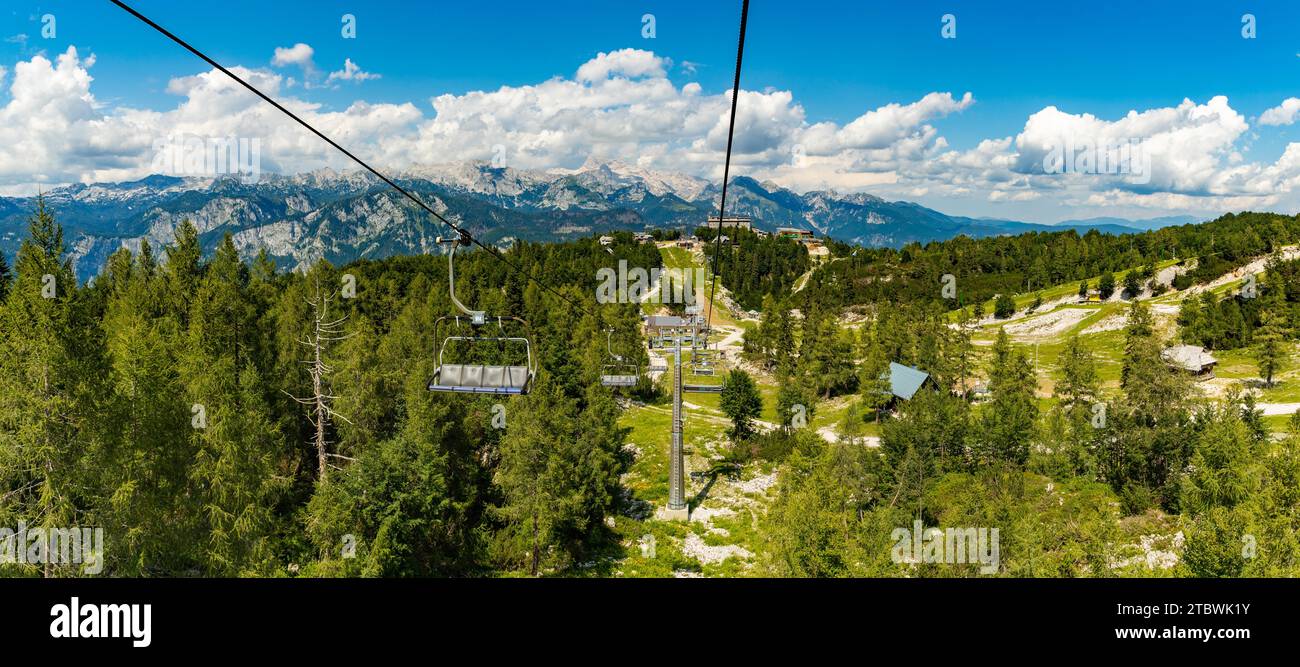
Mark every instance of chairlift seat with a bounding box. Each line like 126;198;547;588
429;363;532;394
601;374;638;387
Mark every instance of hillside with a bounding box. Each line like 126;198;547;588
3;199;1300;580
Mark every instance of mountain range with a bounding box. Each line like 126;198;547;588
0;159;1205;281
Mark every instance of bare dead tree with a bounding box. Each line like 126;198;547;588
284;284;354;480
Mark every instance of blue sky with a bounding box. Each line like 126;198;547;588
3;0;1300;222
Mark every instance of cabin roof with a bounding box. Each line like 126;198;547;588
1161;344;1218;371
884;362;932;400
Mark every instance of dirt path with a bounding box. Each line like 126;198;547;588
647;350;668;382
1003;307;1094;341
816;425;881;447
1257;402;1300;417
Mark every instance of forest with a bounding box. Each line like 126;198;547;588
805;212;1300;311
3;197;1300;578
695;227;811;311
0;198;651;576
742;288;1300;576
733;212;1300;577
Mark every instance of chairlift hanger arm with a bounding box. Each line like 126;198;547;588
605;328;625;363
437;234;487;325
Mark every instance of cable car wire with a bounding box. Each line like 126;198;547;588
704;0;750;334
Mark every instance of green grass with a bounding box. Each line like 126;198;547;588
611;394;775;578
807;394;882;438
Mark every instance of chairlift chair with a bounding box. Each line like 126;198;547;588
687;323;715;376
600;329;640;388
690;345;717;376
682;335;722;392
428;233;536;395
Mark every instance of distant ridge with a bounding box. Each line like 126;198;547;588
0;162;1215;280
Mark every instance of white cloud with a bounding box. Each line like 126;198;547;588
576;48;667;82
326;58;380;84
889;95;1300;218
4;44;1300;220
1260;97;1300;126
806;91;973;153
271;43;316;75
0;46;419;188
0;44;966;192
1007;97;1249;196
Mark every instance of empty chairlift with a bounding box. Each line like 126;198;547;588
428;233;536;395
681;336;723;393
600;329;640;388
690;347;716;376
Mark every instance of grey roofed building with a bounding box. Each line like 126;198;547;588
645;315;686;329
1161;344;1218;379
883;362;933;400
707;215;752;231
645;315;690;343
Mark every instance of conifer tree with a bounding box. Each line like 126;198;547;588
1253;309;1286;387
978;328;1037;467
1180;401;1256;513
1055;333;1099;414
332;315;395;454
493;269;630;577
182;235;283;575
720;369;762;441
283;264;353;480
0;251;11;303
99;244;195;574
0;197;100;576
859;329;892;422
1098;271;1116;299
1104;299;1193;507
163;220;203;326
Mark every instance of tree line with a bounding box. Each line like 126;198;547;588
792;212;1300;312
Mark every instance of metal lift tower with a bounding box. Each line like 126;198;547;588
664;338;690;520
